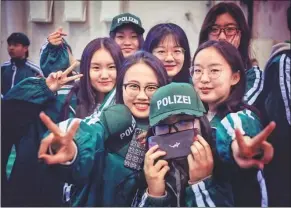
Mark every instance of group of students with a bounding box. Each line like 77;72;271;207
2;2;290;207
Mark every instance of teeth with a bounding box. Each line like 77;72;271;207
135;104;148;108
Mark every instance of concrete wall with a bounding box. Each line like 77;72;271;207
1;0;289;70
0;1;107;65
251;0;290;69
125;1;209;57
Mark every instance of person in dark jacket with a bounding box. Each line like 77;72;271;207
1;32;43;96
254;6;291;206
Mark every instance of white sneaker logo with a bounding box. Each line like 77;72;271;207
169;142;180;148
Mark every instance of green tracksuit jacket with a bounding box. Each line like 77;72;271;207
48;114;149;207
1;58;43;96
137;175;233;207
244;66;264;105
254;42;291;206
40;40;78;77
211;109;267;207
3;77;115;206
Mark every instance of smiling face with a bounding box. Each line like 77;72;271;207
122;62;159;119
89;48;117;93
192;46;240;111
152;34;185;79
114;25;139;57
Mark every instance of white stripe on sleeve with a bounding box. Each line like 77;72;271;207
244;67;263;105
231;112;246;136
221;117;236;140
198;181;216;207
279;54;291;124
191;183;206;207
138;192;148;207
257;170;268;207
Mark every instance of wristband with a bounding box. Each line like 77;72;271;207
146;188;167;198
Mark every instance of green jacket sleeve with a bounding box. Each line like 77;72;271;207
244;66;264;105
185;177;233;207
215;109;263;164
40;41;70;77
138;189;172;207
138;177;233;207
46;118;106;185
44;104;135;186
4;77;55;104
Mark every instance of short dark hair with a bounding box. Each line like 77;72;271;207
192;40;247;118
199;2;252;69
7;32;30;58
7;32;30;46
61;37;124;120
115;51;170;104
143;23;191;83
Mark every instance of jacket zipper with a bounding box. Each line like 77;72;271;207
166;162;182;207
166;182;181;207
11;64;17;89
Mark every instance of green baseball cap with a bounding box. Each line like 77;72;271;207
149;82;206;127
110;13;145;34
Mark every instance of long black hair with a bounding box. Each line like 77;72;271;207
198;2;252;70
60;37;124;120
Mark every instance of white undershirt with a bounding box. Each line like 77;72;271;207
206;110;217;122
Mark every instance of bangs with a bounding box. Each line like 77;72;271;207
158;32;182;48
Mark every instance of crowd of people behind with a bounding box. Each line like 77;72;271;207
1;2;290;207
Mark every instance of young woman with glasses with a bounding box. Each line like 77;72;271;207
191;40;275;207
35;51;170;206
198;2;263;105
143;23;191;83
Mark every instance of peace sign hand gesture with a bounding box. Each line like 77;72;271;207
38;112;80;165
46;61;82;92
231;121;276;169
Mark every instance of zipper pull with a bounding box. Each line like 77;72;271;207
12;64;17;71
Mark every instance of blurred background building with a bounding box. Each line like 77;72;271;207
1;0;290;70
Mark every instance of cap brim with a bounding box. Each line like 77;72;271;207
111;22;145;34
150;109;204;127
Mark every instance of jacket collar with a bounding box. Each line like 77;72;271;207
11;57;27;67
